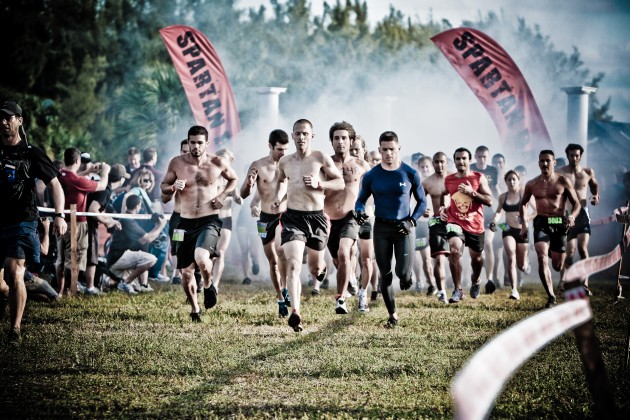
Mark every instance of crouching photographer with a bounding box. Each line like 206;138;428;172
106;194;167;294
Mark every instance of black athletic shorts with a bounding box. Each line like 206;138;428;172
567;207;591;240
169;211;181;256
176;215;222;269
358;216;374;240
220;216;233;231
428;217;449;256
444;222;485;253
280;209;329;251
533;215;568;253
327;212;360;258
258;211;281;246
502;226;528;244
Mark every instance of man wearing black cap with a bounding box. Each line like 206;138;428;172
0;100;67;345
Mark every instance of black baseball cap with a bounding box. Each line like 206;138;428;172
0;101;22;117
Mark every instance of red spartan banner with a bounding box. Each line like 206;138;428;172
431;27;552;152
160;25;241;150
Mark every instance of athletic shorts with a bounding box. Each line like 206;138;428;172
358;216;374;240
327;212;360;258
169;211;181;256
502;226;529;244
0;221;40;265
86;219;100;266
258;211;281;246
568;207;591;240
428;217;449;256
414;220;430;251
220;216;233;231
533;215;568;253
280;209;329;251
176;215;222;269
57;221;89;271
444;222;484;253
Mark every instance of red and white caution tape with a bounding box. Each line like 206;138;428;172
37;206;171;220
452;300;592;420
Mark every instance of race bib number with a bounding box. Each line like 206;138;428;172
428;216;442;227
547;216;563;225
257;220;268;238
499;223;509;232
172;229;185;242
446;223;463;234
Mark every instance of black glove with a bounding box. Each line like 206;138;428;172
400;275;413;291
397;217;416;235
151;213;164;223
354;211;369;225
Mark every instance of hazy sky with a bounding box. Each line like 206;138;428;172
238;0;630;121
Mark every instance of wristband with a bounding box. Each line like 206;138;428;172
54;213;65;219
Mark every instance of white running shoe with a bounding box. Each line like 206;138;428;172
509;289;520;300
437;290;448;304
358;289;370;313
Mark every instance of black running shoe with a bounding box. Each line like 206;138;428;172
252;261;260;275
204;285;218;309
190;311;202;323
8;328;21;346
242;277;252;285
288;312;303;332
384;317;398;329
278;301;289;318
485;280;497;294
545;296;557;308
371;291;378;301
311;288;320;296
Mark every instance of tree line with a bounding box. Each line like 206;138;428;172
0;0;610;162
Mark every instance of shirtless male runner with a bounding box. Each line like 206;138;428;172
323;121;371;315
160;125;238;322
422;151;454;303
273;119;344;332
556;143;600;295
520;149;581;308
240;129;290;317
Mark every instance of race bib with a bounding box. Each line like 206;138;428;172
257;220;268;238
547;216;563;225
172;229;185;242
498;223;509;232
428;216;442;227
416;238;428;248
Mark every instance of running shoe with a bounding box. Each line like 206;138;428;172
545;296;557;308
449;288;465;303
288;311;303;332
358;289;369;313
437;290;448;304
384;316;398;328
190;310;202;323
171;276;182;285
85;287;102;296
321;278;329;289
347;280;357;296
415;281;422;292
282;287;291;307
242;277;252;285
335;298;348;314
204;285;218;309
509;289;520;300
311;288;320;296
8;328;21;346
278;300;289;318
470;281;481;299
149;274;170;283
252;261;260;275
117;282;138;295
137;283;154;293
426;285;437;296
371;291;378;301
485;279;497;294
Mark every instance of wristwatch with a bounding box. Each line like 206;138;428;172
54;213;65;219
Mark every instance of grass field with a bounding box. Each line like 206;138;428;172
1;273;629;418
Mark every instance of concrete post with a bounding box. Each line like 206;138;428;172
255;87;287;129
561;86;597;165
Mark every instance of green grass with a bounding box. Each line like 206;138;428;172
1;275;629;418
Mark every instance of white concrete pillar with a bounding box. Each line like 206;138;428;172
561;86;597;164
255;87;287;128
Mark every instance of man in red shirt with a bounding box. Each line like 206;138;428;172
440;147;493;303
56;148;110;294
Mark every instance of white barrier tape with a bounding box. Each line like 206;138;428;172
452;300;592;420
37;207;171;220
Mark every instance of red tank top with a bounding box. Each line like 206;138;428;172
445;171;485;234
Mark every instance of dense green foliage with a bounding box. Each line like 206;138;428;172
0;275;628;417
0;0;607;160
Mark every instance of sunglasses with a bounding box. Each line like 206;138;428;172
141;178;152;183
